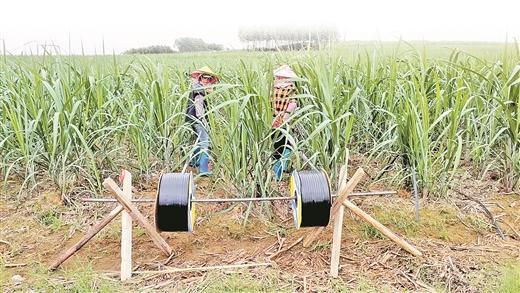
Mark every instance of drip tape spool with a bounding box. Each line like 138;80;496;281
291;170;332;228
155;173;196;232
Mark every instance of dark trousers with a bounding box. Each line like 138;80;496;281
272;131;290;160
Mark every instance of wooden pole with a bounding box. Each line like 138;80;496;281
103;178;173;256
330;164;348;277
133;262;272;275
120;170;132;281
342;200;422;257
49;205;124;270
268;237;303;260
330;207;344;276
303;168;365;247
330;168;365;216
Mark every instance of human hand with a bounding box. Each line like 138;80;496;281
272;116;283;128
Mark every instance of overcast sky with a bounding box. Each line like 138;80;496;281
1;0;519;54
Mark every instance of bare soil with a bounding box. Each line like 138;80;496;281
1;170;519;292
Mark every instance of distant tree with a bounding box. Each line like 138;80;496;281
206;43;224;51
124;45;174;54
238;25;338;51
174;38;223;52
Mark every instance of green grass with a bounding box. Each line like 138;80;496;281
354;277;384;292
195;270;291;292
465;214;494;233
497;263;520;293
1;262;120;292
266;222;289;239
360;222;384;240
365;206;463;240
192;270;385;292
37;209;64;232
471;262;520;292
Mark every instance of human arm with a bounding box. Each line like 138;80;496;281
282;101;297;122
194;94;205;118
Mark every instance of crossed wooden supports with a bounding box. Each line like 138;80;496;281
49;171;172;281
303;167;422;277
49;167;422;280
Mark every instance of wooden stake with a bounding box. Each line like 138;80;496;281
103;178;173;256
303;168;365;247
133;262;272;275
268;237;303;260
120;170;132;281
342;200;422;257
49;205;124;270
330;206;344;276
330;164;349;277
4;263;27;268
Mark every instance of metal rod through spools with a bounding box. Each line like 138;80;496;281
82;171;397;233
81;191;396;203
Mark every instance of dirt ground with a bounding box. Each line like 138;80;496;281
1;169;519;292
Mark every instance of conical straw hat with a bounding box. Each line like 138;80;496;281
190;66;220;82
273;64;298;78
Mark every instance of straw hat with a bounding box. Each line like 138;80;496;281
273;64;298;79
190;66;220;82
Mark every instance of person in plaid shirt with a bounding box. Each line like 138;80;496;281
271;64;299;180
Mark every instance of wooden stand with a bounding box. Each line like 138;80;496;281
319;167;423;277
50;167;422;280
49;170;173;281
303;168;365;247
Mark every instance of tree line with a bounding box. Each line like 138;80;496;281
124;26;339;54
238;25;338;51
124;38;223;54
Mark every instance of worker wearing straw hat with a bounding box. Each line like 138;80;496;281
271;64;299;180
186;66;220;176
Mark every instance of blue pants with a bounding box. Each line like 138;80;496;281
192;124;211;174
274;148;291;181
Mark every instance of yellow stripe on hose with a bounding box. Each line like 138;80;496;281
297;191;302;229
296;170;331;227
290;173;302;229
191;203;196;231
189;174;196;231
290;175;300;228
289;175;296;228
290;175;295;198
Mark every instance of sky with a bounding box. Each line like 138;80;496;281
1;0;519;55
